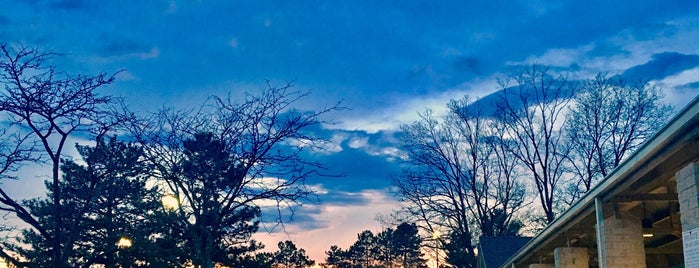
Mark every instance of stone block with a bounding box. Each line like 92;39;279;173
554;247;588;268
599;216;646;268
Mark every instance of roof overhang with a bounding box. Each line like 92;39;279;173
501;95;699;267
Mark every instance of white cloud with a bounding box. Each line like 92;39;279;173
652;67;699;108
89;47;161;63
247;177;287;191
137;47;160;59
115;70;138;81
516;44;595;68
655;67;699;89
308;184;329;195
374;147;407;162
287;133;346;154
334;78;501;133
508;16;699;81
347;136;368;149
617;19;699;57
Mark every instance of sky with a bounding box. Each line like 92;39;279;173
2;0;699;264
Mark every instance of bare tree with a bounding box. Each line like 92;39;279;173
393;97;527;268
129;84;341;268
0;44;120;267
565;73;672;200
394;108;477;267
495;64;573;224
0;128;36;266
451;99;526;237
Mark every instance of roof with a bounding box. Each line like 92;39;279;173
500;96;699;267
477;236;531;268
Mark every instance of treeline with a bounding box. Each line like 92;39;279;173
0;44;676;268
0;44;339;267
393;65;673;267
323;222;425;268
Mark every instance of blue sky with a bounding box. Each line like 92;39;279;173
2;0;699;262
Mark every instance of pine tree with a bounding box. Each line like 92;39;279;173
15;137;167;267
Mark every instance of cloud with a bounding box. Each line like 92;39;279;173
347;136;368;149
620;52;699;81
286;133;345;154
586;42;630;58
0;134;92;206
676;81;699;92
515;44;595;68
652;66;699;108
115;70;138;82
164;1;177;14
96;38;159;59
256;188;393;232
334;80;499;133
256;187;379;229
253;189;398;262
228;38;239;49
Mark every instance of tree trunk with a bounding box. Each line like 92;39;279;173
52;157;63;267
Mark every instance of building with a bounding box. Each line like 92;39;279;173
500;96;699;268
477;236;531;268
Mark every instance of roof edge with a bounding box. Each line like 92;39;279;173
501;95;699;267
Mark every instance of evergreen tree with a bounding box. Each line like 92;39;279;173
391;223;426;268
14;138;166;267
443;230;473;268
348;230;378;267
324;245;350;268
169;132;263;267
273;240;315;268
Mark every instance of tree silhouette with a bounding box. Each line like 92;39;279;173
324;245;350;268
348;230;378;267
390;223;426;268
394;96;526;267
273;240;314;268
495;64;573;224
564;73;673;201
11;138;165;267
129;84;341;267
166;132;262;267
329;224;426;268
0;43;123;267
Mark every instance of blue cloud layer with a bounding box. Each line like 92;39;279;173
1;0;698;257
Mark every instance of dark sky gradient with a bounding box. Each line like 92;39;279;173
2;0;699;263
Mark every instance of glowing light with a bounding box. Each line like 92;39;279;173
432;230;441;239
117;236;133;249
161;194;179;211
642;233;654;238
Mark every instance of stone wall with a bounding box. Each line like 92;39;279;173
600;216;646;267
554;247;588;268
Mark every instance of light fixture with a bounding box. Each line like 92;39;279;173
641;202;654;238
